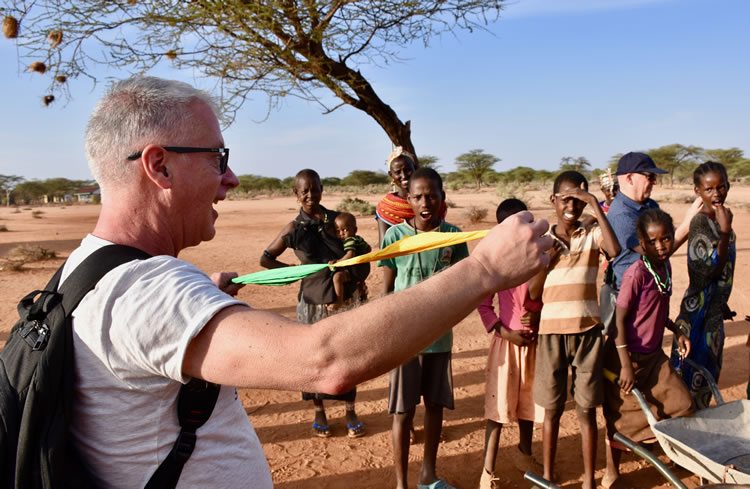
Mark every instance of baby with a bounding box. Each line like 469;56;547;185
330;212;371;310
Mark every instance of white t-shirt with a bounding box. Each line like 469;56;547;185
62;235;272;489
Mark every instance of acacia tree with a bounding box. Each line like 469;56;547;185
648;144;702;185
1;1;506;158
559;156;591;173
0;174;24;206
455;148;499;188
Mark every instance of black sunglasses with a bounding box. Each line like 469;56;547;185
127;146;229;174
638;172;657;182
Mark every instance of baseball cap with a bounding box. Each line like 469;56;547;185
615;152;668;176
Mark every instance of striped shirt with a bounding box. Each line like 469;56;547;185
539;222;604;335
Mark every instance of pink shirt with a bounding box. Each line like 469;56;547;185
477;283;543;335
616;259;671;353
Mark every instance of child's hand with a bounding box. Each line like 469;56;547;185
619;363;635;394
210;272;244;297
676;335;691;359
499;325;534;347
715;204;733;234
554;183;597;208
520;311;540;329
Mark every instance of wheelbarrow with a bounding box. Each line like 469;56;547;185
605;359;750;486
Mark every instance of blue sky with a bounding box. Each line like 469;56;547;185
1;0;748;181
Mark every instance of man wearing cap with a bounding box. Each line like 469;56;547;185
600;152;698;333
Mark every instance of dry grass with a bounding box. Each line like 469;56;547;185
6;244;57;262
464;205;488;224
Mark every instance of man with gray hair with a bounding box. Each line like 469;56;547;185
58;76;553;487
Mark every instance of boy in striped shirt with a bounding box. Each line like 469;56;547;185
533;171;621;489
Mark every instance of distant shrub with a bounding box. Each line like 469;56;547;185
6;244;57;262
31;210;44;219
464;205;488;224
445;199;458;209
337;197;375;216
0;224;8;232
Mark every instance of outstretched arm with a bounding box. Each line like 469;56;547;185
184;212;553;394
259;222;294;269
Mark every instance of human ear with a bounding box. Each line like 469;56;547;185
140;145;171;189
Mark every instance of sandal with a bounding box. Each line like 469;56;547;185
417;479;455;489
346;421;366;438
312;421;331;438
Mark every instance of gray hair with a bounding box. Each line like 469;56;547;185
85;76;220;187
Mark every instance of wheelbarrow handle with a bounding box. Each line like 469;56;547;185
682;358;724;405
603;369;659;428
612;433;688;489
523;471;562;489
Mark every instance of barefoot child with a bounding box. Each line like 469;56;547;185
534;171;621;489
670;162;736;408
602;208;694;488
329;212;371;310
477;198;544;489
380;167;468;489
259;169;366;438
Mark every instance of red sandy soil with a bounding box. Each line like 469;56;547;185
1;185;748;488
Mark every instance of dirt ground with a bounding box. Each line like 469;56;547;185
1;185;748;489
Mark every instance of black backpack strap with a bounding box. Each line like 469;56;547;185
57;244;151;310
144;380;220;489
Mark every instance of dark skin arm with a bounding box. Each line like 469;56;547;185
377;219;390;247
382;266;396;296
614;306;635;393
259;221;294;269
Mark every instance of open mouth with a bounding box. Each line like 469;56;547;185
563;212;576;220
419;210;433;221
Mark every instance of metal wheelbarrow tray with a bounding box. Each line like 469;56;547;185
643;398;750;484
621;358;750;485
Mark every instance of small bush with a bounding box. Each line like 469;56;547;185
6;244;57;262
0;259;25;272
336;197;376;216
445;199;458;209
0;224;8;232
464;205;488;224
31;210;44;219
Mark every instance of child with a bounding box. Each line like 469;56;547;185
259;169;366;439
598;168;619;213
376;147;447;244
380;167;468;489
477;198;544;489
602;208;694;488
533;171;621;489
670;162;736;409
329;212;371;310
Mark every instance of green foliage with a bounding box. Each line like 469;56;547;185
336;197;375;216
418;155;440;170
341;170;389;187
559;156;591;173
236;174;284;193
322;177;342;187
0;174;24;206
454;149;500;189
648;144;702;184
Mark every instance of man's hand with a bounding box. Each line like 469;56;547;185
471;211;553;292
211;272;244;297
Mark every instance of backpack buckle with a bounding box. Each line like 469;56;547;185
19;320;50;351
